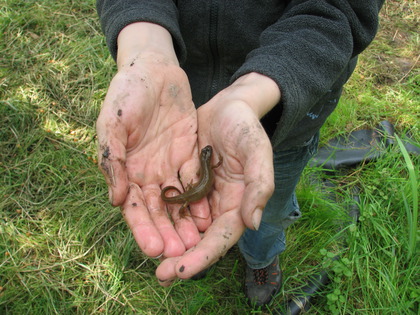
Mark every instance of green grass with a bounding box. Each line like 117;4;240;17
1;0;419;314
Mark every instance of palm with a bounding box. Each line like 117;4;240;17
199;101;273;223
155;100;274;283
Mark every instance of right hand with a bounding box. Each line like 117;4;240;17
96;58;211;258
155;73;279;284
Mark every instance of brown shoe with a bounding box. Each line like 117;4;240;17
245;256;282;307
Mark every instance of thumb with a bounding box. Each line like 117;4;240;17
97;119;129;206
240;142;274;230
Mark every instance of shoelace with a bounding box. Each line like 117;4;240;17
253;267;268;285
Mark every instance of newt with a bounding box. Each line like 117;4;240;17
161;145;222;217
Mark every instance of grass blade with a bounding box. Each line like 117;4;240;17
394;134;418;260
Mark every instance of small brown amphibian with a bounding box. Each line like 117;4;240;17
161;145;222;217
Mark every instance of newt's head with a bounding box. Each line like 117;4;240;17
200;145;213;160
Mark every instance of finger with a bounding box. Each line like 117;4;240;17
143;185;187;257
156;209;245;280
97;118;129;206
123;183;164;257
165;203;201;249
188;200;212;232
98;141;129;206
240;140;274;230
160;180;204;249
155;256;182;287
177;154;212;232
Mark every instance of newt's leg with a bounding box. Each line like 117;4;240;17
185;180;194;191
178;170;195;192
179;201;190;219
212;154;223;169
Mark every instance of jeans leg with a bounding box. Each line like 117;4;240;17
238;133;319;269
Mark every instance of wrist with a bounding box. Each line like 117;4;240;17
225;73;281;119
116;22;179;70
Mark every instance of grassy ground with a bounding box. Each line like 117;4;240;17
0;0;418;314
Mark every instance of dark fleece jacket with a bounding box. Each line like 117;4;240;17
96;0;384;150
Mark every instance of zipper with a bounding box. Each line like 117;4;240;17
208;0;220;99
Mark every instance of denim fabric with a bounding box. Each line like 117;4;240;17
238;132;319;269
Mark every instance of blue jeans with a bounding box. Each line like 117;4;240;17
238;133;319;269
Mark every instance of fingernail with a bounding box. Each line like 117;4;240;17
158;278;174;286
109;164;116;186
108;187;113;205
252;208;263;230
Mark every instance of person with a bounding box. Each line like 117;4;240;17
95;0;384;307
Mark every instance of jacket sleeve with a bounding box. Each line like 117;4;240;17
96;0;186;63
231;0;384;146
